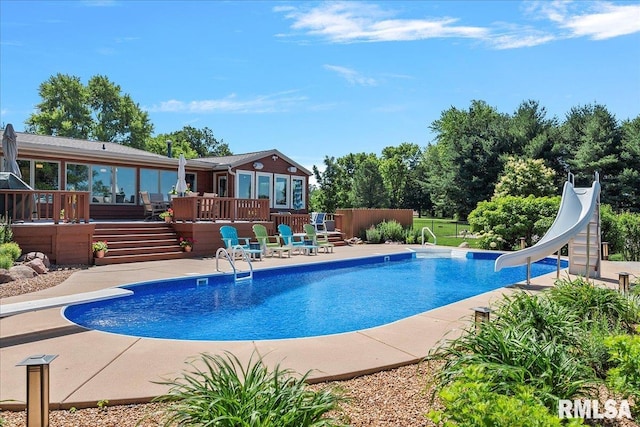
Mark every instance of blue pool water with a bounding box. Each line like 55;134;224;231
64;251;565;341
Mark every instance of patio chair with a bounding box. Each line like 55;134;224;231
219;225;262;260
252;224;291;258
303;224;334;253
140;191;166;220
310;212;327;232
278;223;311;254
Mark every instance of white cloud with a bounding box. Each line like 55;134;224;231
277;1;640;50
276;2;487;43
323;65;377;86
561;3;640;40
147;91;307;114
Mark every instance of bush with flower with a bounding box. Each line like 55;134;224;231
92;240;108;253
159;208;174;219
179;237;196;248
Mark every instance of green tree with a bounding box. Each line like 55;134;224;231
619;116;640;212
26;73;92;138
146;126;231;159
558;104;621;188
351;156;387;208
159;126;231;158
87;75;153;148
493;157;557;199
380;143;422;208
26;73;153;148
426;100;510;219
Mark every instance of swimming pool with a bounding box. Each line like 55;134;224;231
64;251;565;341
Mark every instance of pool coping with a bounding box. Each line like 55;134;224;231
1;245;638;410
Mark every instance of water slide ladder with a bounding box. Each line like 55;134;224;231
215;247;253;282
421;227;437;246
567;173;601;278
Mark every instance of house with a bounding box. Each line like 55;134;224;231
2;131;312;219
0;129;314;264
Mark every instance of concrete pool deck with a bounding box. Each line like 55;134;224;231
1;244;638;410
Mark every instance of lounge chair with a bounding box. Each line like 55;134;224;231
303;224;334;253
219;225;262;260
140;191;166;220
278;224;317;255
310;212;327;232
252;224;291;258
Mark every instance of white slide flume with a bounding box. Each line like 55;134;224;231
495;176;601;273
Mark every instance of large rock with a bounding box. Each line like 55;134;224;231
458;241;470;248
0;268;12;284
9;265;38;280
25;258;48;274
23;252;51;268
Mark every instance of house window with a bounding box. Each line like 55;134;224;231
292;176;305;210
256;173;272;207
92;165;113;203
140;168;179;201
66;164;90;191
217;175;227;197
16;159;60;190
115;167;136;203
236;170;254;198
274;174;289;208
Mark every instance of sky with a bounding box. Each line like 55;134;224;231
1;0;639;174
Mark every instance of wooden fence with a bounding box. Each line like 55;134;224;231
335;208;414;239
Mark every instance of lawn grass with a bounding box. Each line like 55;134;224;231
413;217;481;248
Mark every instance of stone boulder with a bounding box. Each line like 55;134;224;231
25;258;48;274
458;241;470;248
9;265;38;280
22;252;51;268
0;268;13;284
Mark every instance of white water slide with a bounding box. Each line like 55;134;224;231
495;173;601;280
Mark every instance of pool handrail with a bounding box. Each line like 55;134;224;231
215;247;253;281
421;227;437;246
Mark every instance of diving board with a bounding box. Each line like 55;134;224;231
0;288;133;318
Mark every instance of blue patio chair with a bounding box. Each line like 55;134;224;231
219;225;262;260
310;212;327;232
277;224;305;248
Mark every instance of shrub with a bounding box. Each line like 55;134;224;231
0;242;21;261
0;254;13;269
154;352;344;427
404;227;424;244
428;365;584;427
468;195;560;250
618;210;640;261
376;220;405;242
0;217;13;244
605;333;640;401
427;288;600;412
548;276;640;332
365;226;382;243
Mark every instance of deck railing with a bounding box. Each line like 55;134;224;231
0;190;91;224
171;196;271;222
270;213;309;233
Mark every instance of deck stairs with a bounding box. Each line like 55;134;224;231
92;222;188;266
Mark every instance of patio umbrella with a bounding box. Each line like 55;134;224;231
2;124;21;178
176;154;188;195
